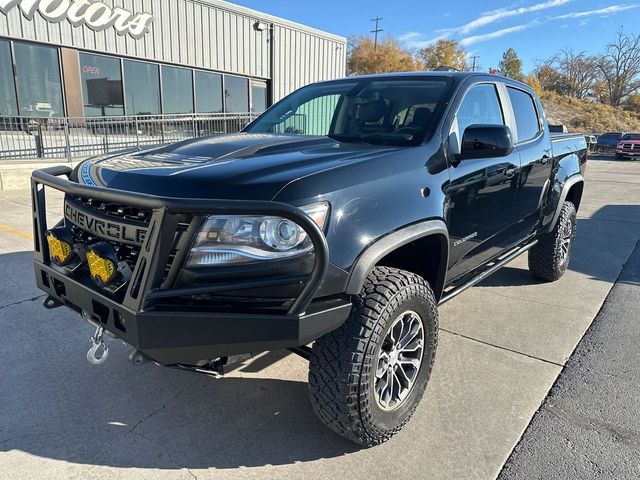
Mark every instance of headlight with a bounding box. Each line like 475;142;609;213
186;202;329;267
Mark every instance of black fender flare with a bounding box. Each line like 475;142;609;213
548;174;584;232
345;219;449;300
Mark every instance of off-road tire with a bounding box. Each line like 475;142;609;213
308;267;438;447
529;201;577;282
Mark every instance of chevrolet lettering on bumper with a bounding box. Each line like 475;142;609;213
64;201;147;246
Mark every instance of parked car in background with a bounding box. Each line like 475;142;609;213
585;135;597;152
615;132;640;160
596;132;623;152
549;124;568;133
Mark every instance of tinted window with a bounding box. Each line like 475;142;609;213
80;53;124;116
507;87;540;142
597;133;623;146
251;83;268;113
14;42;64;117
456;83;504;138
621;133;640;141
162;66;193;114
195;71;222;113
224;75;249;113
246;77;452;146
0;40;17;117
123;60;160;115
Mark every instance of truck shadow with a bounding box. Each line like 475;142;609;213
480;205;640;288
0;252;357;473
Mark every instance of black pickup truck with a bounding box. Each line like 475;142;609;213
32;72;587;446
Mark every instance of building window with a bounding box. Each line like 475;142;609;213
161;65;193;114
80;53;124;117
0;40;17;117
251;82;267;114
195;71;223;113
224;75;249;113
123;60;160;115
14;42;64;117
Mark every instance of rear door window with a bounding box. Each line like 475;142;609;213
507;87;540;143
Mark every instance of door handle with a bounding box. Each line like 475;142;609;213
504;167;517;178
540;155;550;166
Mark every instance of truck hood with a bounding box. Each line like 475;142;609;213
77;134;401;201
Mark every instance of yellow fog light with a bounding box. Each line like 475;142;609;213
86;243;118;286
46;229;73;266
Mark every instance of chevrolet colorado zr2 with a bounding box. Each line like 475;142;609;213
32;72;587;446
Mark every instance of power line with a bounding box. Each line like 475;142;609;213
370;17;383;50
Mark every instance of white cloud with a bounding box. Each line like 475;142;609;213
459;25;529;47
440;0;571;36
552;4;638;19
401;0;570;49
399;32;422;43
401;34;448;50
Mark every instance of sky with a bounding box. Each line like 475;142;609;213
230;0;640;73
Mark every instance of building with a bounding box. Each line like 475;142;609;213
0;0;346;122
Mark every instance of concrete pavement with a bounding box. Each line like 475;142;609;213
0;156;639;479
499;238;640;479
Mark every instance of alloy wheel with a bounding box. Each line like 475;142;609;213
374;310;425;411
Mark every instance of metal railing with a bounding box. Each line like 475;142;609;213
0;113;258;161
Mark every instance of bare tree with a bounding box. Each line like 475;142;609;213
598;30;640;106
553;49;600;99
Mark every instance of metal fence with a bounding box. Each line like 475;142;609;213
0;113;258;161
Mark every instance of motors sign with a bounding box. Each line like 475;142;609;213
0;0;153;39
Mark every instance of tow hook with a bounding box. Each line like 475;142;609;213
87;325;109;365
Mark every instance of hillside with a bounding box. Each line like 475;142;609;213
541;91;640;134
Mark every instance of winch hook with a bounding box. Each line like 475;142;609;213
87;325;109;365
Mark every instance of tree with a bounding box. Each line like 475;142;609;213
550;49;601;99
498;48;524;81
417;39;467;71
347;36;418;75
598;30;640;106
534;63;564;94
624;92;640;112
525;74;543;97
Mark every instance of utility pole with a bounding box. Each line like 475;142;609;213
371;17;383;50
470;55;480;72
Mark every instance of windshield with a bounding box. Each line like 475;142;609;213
244;77;452;146
599;133;622;142
621;133;640;141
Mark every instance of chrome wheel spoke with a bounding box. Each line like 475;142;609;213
375;352;389;379
374;310;425;411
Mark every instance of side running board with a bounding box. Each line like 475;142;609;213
439;240;539;305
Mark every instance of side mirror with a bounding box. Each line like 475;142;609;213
459;124;514;160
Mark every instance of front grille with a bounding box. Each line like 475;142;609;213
621;143;640;150
73;196;153;224
162;220;193;282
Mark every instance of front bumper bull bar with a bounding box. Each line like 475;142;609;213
31;166;351;365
